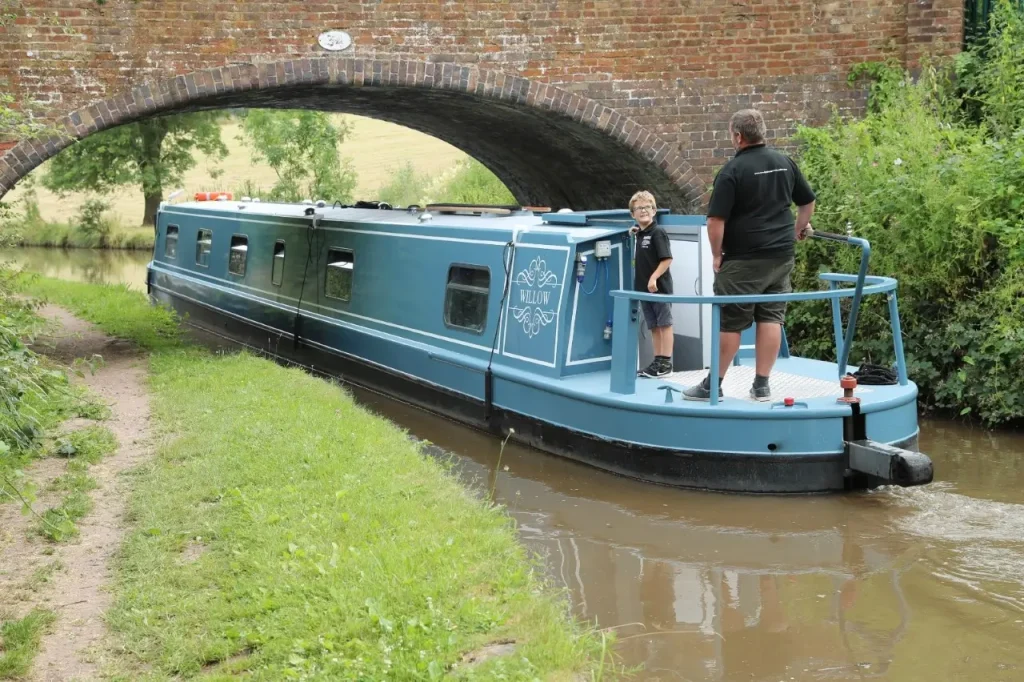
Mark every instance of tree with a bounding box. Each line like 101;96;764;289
239;110;356;204
42;112;227;226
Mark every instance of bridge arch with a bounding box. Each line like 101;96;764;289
0;58;705;211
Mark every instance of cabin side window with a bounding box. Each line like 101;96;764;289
325;249;354;301
271;240;286;287
444;265;490;333
228;234;248;276
195;229;212;267
165;225;179;260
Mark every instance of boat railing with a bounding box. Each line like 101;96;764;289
609;233;909;405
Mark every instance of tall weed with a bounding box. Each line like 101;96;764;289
790;1;1024;425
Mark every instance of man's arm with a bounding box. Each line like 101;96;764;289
790;158;817;241
795;200;815;241
706;169;734;272
707;217;725;267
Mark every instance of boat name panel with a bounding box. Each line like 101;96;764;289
502;248;569;368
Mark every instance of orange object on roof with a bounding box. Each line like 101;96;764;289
194;191;233;201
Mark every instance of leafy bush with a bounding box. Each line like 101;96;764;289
0;201;21;247
76;198;113;247
375;161;430;207
375;157;517;209
0;266;63;453
789;0;1024;425
0;267;86;518
433;158;516;205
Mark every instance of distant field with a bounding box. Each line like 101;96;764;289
3;115;468;226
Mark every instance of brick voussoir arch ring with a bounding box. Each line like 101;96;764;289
0;57;704;206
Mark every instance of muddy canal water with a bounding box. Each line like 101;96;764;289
6;246;1023;681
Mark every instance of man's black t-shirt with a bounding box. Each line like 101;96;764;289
634;224;674;294
706;144;816;261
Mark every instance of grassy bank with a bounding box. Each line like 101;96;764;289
0;197;154;251
4;222;155;251
20;277;612;680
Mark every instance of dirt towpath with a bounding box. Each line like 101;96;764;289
0;305;152;681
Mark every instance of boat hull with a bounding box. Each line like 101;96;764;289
150;281;917;495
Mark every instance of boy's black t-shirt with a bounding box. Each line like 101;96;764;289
634;224;674;294
706;143;816;261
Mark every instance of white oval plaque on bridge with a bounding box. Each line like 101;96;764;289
318;30;352;52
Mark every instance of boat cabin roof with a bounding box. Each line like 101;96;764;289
162;201;705;243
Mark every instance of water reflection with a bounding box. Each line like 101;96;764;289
358;390;1024;681
0;246;151;290
462;450;919;680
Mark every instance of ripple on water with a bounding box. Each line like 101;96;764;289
882;483;1024;612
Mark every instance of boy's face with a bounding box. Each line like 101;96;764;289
631;201;655;228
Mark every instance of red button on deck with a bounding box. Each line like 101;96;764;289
784;397;795;407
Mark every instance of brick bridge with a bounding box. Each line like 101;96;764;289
0;1;962;211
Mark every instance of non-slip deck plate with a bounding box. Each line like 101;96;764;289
663;366;873;402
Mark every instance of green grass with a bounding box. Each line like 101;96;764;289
20;278;182;352
53;424;117;465
1;219;155;251
19;277;613;680
0;609;56;679
35;489;92;542
26;560;64;592
49;460;96;493
34;426;116;540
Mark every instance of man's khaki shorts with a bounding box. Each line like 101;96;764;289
713;256;795;333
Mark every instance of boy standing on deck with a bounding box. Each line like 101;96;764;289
629;191;675;378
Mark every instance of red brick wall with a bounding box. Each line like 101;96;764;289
0;0;963;207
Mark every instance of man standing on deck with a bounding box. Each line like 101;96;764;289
683;109;816;402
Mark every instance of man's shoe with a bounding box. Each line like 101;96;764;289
749;384;771;402
683;377;724;401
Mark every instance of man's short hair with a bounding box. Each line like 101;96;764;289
629;190;657;213
730;109;767;144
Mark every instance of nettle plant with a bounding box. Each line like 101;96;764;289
787;1;1024;426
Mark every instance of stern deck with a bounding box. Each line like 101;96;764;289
663;364;872;402
549;356;916;419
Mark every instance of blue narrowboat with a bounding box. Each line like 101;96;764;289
146;197;933;494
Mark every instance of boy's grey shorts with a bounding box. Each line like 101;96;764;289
641;301;673;330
